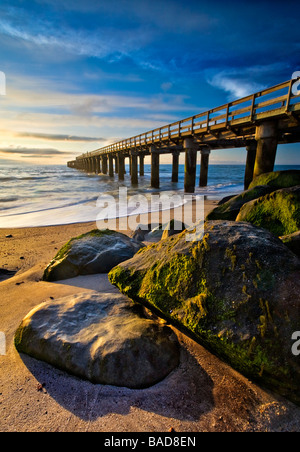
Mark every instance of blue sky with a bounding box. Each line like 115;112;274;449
0;0;299;165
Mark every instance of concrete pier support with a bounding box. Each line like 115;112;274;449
96;156;101;174
150;146;160;189
93;157;97;173
118;154;125;181
139;155;145;176
199;147;211;187
108;154;114;177
184;138;198;193
253;121;278;180
172;151;180;183
130;151;138;185
102;155;108;175
244;141;257;189
114;156;119;174
88;158;92;173
128;156;132;175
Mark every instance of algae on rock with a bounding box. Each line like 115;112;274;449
109;221;300;405
236;186;300;236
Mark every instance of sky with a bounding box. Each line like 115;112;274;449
0;0;300;166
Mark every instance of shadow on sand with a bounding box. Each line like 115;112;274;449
20;342;214;423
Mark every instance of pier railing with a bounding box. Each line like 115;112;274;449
68;78;300;192
80;78;300;158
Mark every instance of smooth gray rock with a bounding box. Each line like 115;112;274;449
15;292;180;388
43;229;143;281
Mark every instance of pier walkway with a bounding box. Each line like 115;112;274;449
67;78;300;192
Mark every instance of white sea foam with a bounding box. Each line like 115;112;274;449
0;163;297;228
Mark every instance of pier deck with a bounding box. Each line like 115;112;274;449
67;78;300;192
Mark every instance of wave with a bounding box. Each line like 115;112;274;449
0;196;99;218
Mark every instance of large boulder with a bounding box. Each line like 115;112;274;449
248;169;300;190
280;231;300;258
206;185;274;221
108;221;300;404
15;292;180;389
236;186;300;236
43;229;143;281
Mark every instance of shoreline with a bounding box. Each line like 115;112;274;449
1;198;300;432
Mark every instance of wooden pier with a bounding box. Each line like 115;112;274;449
67;78;300;192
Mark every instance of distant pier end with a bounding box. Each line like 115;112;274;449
67;78;300;192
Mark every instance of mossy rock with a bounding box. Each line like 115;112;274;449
43;229;143;281
108;221;300;405
206;185;274;221
249;170;300;190
236;186;300;236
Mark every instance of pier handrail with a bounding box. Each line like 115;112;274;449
76;78;300;160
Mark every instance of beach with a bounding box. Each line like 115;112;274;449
1;198;300;432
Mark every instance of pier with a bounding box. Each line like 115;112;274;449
67;78;300;192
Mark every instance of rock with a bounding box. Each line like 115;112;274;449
248;170;300;190
161;219;186;240
236;186;300;236
206;185;274;221
43;229;143;281
15;292;180;389
146;224;164;240
280;231;300;258
132;223;163;242
217;194;235;205
108;221;300;405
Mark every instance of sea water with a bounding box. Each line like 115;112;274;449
0;163;299;228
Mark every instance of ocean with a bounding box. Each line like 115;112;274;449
0;163;299;228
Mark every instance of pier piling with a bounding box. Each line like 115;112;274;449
150;146;160;189
253;121;278;180
184;138;198;193
199;147;210;187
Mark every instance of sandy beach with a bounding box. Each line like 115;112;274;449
1;199;300;432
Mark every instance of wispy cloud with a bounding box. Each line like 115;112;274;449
0;10;151;61
0;146;72;155
15;132;106;142
207;63;290;100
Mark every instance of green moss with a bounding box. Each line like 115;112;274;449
108;228;300;405
225;246;237;271
237;188;300;236
249;170;300;190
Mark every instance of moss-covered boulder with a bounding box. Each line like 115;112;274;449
248;170;300;190
206;185;274;221
108;221;300;405
43;229;143;281
236;186;300;236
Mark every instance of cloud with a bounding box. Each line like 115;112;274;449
15;132;106;142
0;146;72;156
207;63;290;100
0;10;152;61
